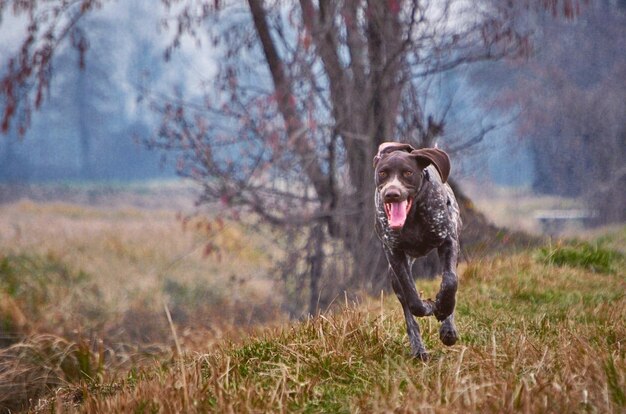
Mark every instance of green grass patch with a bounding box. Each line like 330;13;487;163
537;241;623;273
0;253;103;346
0;253;90;301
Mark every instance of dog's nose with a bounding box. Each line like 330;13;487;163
384;189;402;202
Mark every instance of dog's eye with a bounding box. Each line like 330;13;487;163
403;170;414;177
378;171;388;179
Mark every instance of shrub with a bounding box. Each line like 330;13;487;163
0;253;104;343
0;335;103;413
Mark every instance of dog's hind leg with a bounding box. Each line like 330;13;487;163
389;268;429;360
385;249;434;318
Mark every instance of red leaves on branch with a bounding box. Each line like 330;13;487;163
300;30;312;51
1;0;97;134
542;0;584;18
387;0;400;15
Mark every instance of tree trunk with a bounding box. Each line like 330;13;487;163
307;224;325;315
77;61;91;179
248;0;521;300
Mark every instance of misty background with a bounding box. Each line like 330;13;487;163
0;1;624;226
1;1;533;185
0;1;214;181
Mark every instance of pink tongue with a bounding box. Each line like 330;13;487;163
389;200;408;229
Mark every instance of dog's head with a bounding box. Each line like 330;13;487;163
373;142;451;230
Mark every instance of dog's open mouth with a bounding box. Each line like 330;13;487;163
384;198;413;230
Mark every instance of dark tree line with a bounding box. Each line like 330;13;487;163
472;0;626;223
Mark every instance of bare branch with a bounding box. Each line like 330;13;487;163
447;124;497;154
247;0;331;204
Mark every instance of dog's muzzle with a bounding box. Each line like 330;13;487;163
381;186;413;230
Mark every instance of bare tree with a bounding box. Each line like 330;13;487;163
149;0;535;312
0;0;578;314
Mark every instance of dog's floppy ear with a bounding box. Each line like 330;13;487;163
373;142;415;167
411;148;451;183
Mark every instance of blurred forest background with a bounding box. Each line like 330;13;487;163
1;0;623;202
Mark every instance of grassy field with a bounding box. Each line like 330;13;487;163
0;198;282;339
0;191;287;412
0;185;624;413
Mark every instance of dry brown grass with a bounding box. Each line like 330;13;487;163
0;193;287;411
28;242;626;413
0;335;105;413
0;198;282;339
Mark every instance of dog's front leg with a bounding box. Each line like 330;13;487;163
388;266;429;360
385;249;434;318
434;238;459;320
434;237;459;346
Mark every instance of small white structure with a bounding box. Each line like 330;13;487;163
534;209;597;235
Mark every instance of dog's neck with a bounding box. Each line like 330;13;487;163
416;168;430;197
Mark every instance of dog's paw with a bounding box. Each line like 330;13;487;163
439;319;458;346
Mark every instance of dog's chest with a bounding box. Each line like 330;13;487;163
375;185;454;255
414;190;450;237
